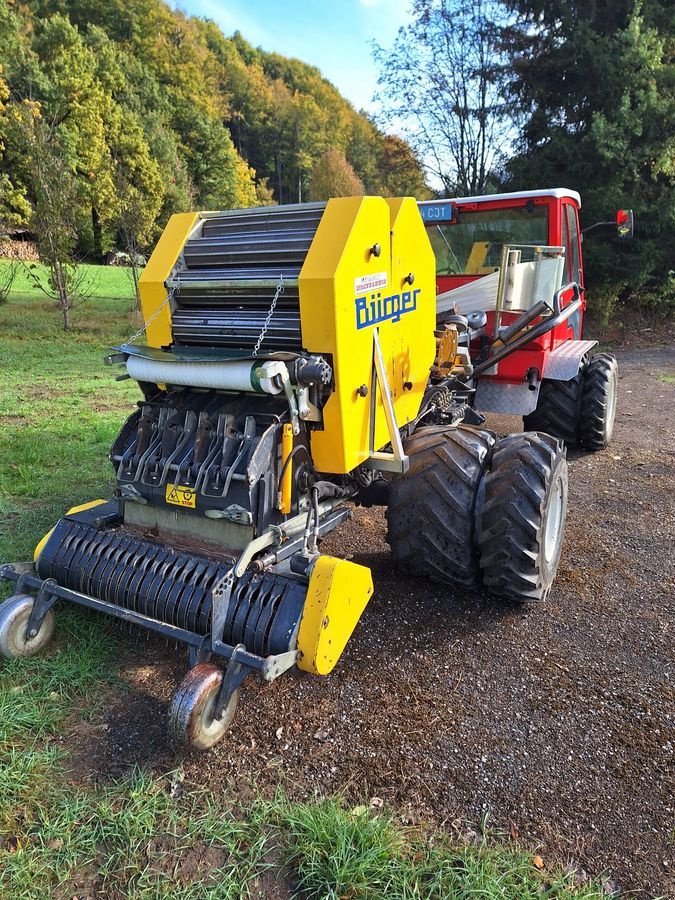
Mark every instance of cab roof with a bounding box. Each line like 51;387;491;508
419;188;582;208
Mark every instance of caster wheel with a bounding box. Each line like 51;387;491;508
167;663;239;751
0;594;55;659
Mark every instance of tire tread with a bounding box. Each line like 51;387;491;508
477;432;567;602
523;372;583;445
386;425;495;587
579;353;618;450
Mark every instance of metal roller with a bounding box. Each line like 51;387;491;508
199;204;325;237
171;204;326;352
126;356;284;393
171;309;303;351
36;516;306;657
182;235;313;269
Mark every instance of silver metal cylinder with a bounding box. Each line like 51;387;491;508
170;203;326;353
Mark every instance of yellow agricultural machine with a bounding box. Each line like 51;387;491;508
0;197;567;749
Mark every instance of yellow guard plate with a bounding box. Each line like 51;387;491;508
297;555;373;676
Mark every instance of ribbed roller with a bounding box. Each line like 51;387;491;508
172;309;303;350
171;203;326;353
37;518;307;656
182;234;313;269
200;205;325;238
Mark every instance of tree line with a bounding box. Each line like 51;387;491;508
1;0;673;322
375;0;675;315
0;0;428;266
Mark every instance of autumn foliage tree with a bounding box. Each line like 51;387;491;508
308;149;364;201
0;0;427;276
379;136;431;198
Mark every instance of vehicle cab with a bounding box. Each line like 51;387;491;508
419;189;589;392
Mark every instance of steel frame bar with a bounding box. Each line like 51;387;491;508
0;565;269;673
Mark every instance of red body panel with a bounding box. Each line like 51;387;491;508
428;193;585;385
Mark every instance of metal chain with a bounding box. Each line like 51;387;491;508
252;274;284;357
126;286;176;344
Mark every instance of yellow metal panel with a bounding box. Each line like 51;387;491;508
296;555;373;676
138;212;199;348
298;196;436;474
437;324;459;372
280;423;294;514
466;241;491;274
299;197;391;473
386;197;437;427
33;499;107;562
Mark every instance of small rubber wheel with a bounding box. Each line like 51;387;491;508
579;353;618;450
0;594;55;659
167;663;239;751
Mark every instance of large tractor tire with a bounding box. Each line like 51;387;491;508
477;432;567;603
579;353;618;451
386;425;495;588
522;369;584;445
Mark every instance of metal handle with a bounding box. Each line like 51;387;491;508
472;289;583;380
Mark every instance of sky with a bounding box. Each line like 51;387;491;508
169;0;412;112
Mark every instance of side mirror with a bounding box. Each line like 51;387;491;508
616;209;634;240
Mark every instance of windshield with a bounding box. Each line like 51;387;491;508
427;206;549;276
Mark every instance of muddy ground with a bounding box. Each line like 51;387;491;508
66;346;675;898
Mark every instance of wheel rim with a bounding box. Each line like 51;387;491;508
544;476;564;564
194;685;231;744
0;595;55;659
12;607;55;656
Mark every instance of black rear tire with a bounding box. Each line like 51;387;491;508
579;353;618;450
477;432;568;603
386;425;495;588
522;370;583;445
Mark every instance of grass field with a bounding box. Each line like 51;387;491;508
0;261;606;898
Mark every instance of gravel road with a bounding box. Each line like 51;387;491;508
74;346;675;898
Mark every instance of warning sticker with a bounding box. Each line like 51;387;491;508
165;484;196;509
354;271;388;295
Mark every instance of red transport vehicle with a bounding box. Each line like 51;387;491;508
419;188;628;450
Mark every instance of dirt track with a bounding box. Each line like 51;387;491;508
70;346;675;898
